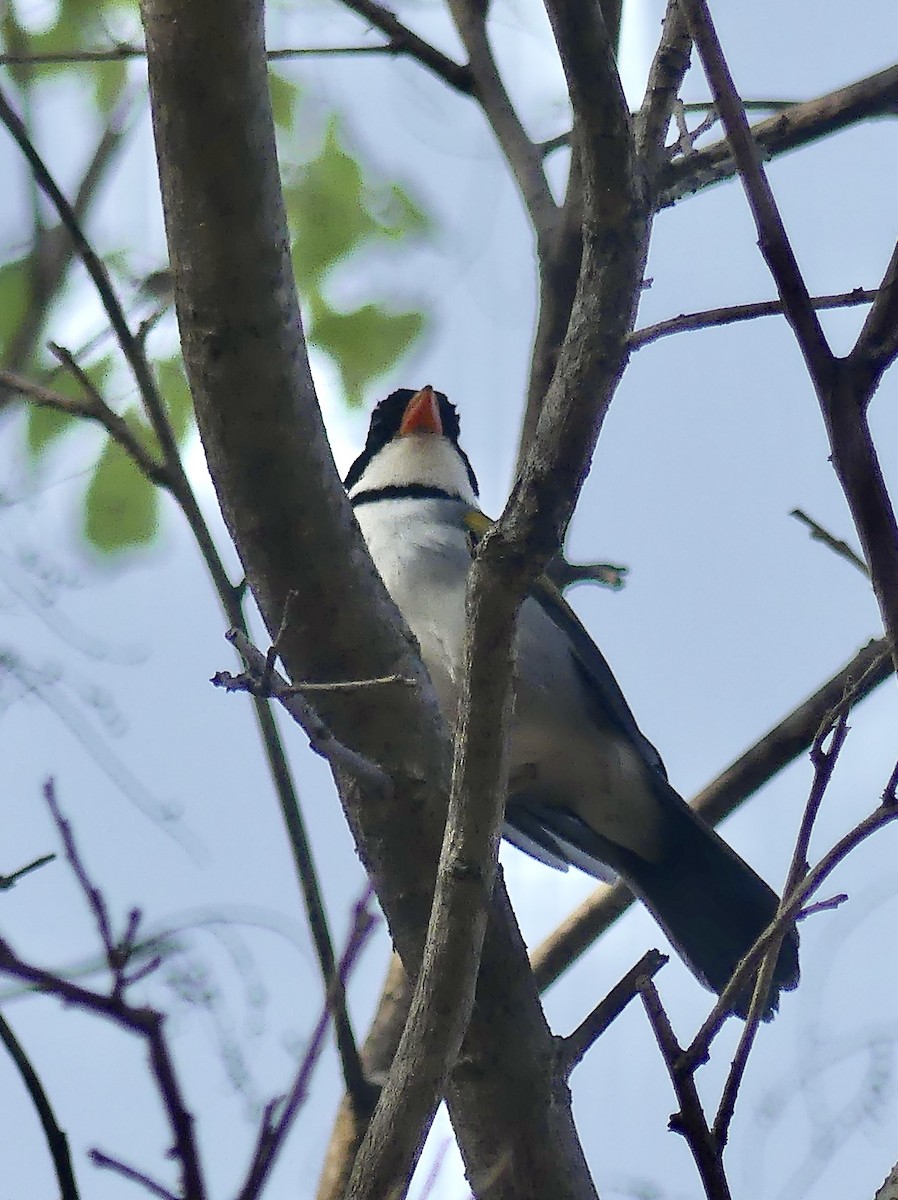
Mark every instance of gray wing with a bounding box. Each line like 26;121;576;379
530;576;669;782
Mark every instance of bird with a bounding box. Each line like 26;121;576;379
345;385;799;1016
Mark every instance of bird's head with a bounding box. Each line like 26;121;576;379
345;385;479;505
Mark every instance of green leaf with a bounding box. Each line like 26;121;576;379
155;355;194;443
83;409;160;552
310;302;425;407
0;257;30;358
26;355;113;459
269;70;300;131
26;405;77;458
288;119;377;286
93;58;126;114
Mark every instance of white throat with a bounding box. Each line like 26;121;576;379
349;434;477;504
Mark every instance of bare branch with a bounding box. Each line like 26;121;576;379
1;86;132;394
0;795;207;1200
658;62;898;208
679;1;898;674
140;1;608;1196
640;981;731;1200
630;287;879;350
633;0;692;184
446;0;557;251
89;1150;179;1200
685;793;898;1073
0;367;171;485
0;85;174;449
338;0;474;94
0;42;419;66
0;852;55;890
345;543;523;1199
712;714;848;1149
235;891;379;1200
679;0;834;388
849;237;898;396
532;637;893;991
215;631;393;793
559;949;668;1076
0;1012;79;1200
42;780;119;977
790;508;869;576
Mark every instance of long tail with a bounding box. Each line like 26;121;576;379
620;791;800;1018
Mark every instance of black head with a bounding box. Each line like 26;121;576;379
344;386;479;497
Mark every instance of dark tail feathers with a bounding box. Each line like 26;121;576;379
621;796;800;1019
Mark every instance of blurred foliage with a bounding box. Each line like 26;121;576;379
286;116;430;405
1;0;432;551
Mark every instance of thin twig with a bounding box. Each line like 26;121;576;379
0;86;132;392
0;42;413;66
0;86;176;454
0;367;171;485
559;949;668;1076
790;508;869;576
282;675;413;693
43;780;118;971
712;713;848;1148
89;1150;179;1200
679;1;898;674
850;237;898;398
235;889;379;1200
338;0;474;95
0;852;55;890
640;981;731;1200
684;796;898;1073
215;631;392;793
0;793;207;1200
0;1011;79;1200
631;288;878;350
678;0;834;389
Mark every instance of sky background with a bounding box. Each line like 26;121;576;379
2;1;898;1198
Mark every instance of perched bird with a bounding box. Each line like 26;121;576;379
346;385;799;1016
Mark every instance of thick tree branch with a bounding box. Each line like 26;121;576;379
520;0;689;467
658;62;898;208
633;0;692;186
139;2;601;1196
346;554;522;1199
